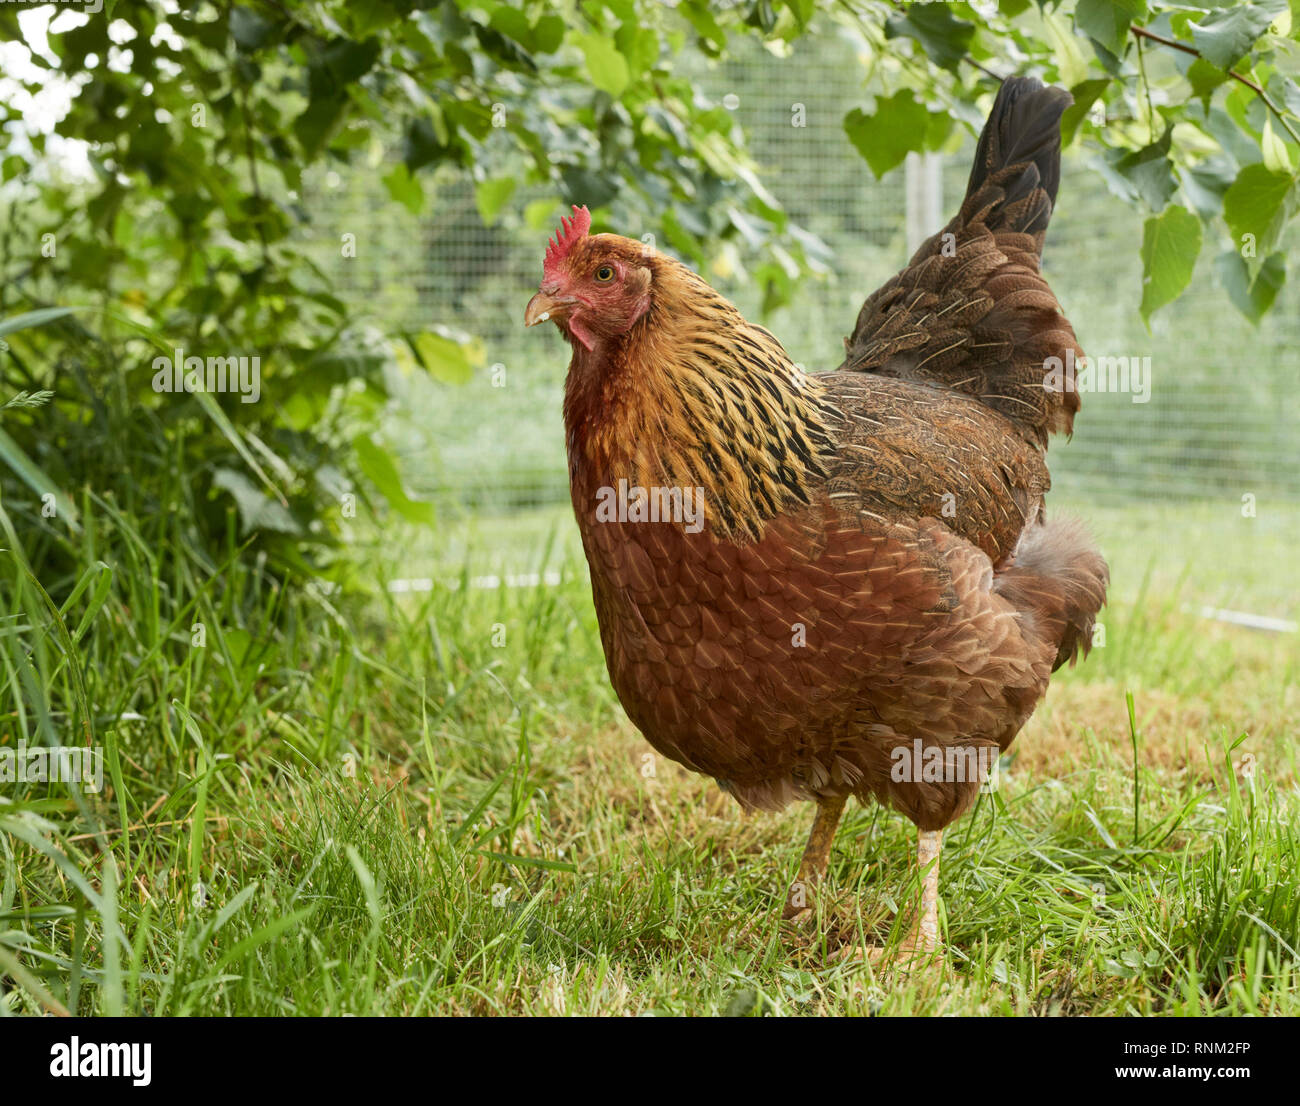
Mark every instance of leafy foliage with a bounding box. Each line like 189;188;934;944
837;0;1300;326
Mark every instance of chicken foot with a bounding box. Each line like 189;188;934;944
908;828;943;954
829;827;943;968
782;793;847;920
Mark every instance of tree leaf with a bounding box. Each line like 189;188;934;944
1075;0;1147;58
1223;162;1295;260
229;5;274;52
533;16;566;54
844;91;930;179
1191;0;1288;71
1060;78;1111;144
884;5;975;73
410;331;473;385
1139;204;1202;322
1216;249;1285;323
475;177;517;227
382;163;424;215
352;434;434;526
1182;156;1235;219
1186;58;1229;107
211;468;302;535
1261;116;1293;173
1103;129;1177;211
577;33;630;96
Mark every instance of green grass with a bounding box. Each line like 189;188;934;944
1;495;1298;1016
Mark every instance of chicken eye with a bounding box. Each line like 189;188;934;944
594;265;616;282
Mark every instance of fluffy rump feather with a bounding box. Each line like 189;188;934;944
995;515;1109;671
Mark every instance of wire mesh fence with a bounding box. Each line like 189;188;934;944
315;33;1300;518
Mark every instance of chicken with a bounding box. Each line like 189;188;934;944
525;77;1108;957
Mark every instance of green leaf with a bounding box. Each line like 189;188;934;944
229;5;274;52
410;330;473;385
1075;0;1146;58
382;163;424;216
210;907;318;977
212;468;302;535
192;389;288;507
294;94;347;160
1139;205;1202;322
352;434;434;526
477;850;577;872
1275;75;1300;118
1216;249;1285;323
615;22;658;78
680;0;727;54
1261;117;1293;173
1104;129;1177;211
844;91;930;179
1191;0;1288;71
1223;162;1296;260
577;33;630;96
475;177;517;227
524;200;557;231
884;5;975;73
1040;8;1090;87
1182;157;1235;219
1060;78;1111;144
745;0;778;33
533;16;565;54
1186;58;1229;107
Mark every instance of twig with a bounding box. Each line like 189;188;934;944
1135;32;1155;144
1130;24;1300;147
962;57;1004;83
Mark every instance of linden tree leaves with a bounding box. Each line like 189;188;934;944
1216;249;1287;323
1139;204;1202;323
844;90;930;179
409;331;475;387
474;177;517;227
577;33;630;96
1101;128;1177;211
884;4;976;73
1190;0;1288;71
1223;163;1297;263
1061;78;1112;144
1075;0;1148;58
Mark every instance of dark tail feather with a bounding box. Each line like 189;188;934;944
994;516;1109;672
963;77;1072;242
837;76;1081;447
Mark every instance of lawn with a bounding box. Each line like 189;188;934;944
1;497;1297;1016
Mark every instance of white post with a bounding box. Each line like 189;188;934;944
904;151;944;258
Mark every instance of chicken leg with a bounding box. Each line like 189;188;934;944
905;829;943;954
782;794;846;920
832;827;944;967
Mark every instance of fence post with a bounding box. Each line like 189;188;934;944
904;151;944;257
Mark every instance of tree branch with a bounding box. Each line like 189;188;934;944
1130;24;1300;148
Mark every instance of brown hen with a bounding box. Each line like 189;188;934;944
525;77;1108;957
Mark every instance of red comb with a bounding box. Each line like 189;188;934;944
543;205;591;273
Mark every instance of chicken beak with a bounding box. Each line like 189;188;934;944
524;291;576;328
